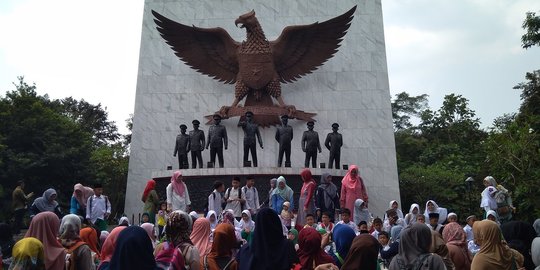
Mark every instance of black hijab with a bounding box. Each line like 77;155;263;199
238;208;295;270
109;226;157;270
501;221;537;270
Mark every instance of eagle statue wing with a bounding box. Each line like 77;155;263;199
152;10;240;84
271;6;356;83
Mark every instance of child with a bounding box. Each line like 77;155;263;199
156;201;168;238
371;217;383;239
358;221;369;234
378;231;390;250
239;209;255;243
316;212;334;233
336;208;358;234
447;212;458;223
417;214;426;224
304;214;317;229
280;201;294;229
353;199;372;225
287;228;299;251
141;212;150;224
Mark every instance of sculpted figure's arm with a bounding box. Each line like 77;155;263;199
317;133;322;153
173;137;179;156
205;127;211;149
256;126;263;149
338;134;343;148
275;127;280;143
200;131;206;151
186;135;190;154
301;132;307;152
324;134;331;150
223;127;228;150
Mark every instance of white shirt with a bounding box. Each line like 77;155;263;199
463;224;474;242
86;195;111;223
336;220;358;234
242;185;260;213
224;187;245;217
166;183;191;212
207;190;223;214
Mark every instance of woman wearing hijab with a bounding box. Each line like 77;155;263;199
191;218;212;264
330;224;356;268
140;223;157;248
59;214;94;270
297;227;335;270
353;199;371;226
156;211;200;270
266;178;278;209
98;226;126;270
500;221;537;270
271;176;294;214
404;203;421;226
8;237;45;270
204;223;238;270
340;165;368;221
25;212;65;270
29;188;62;218
315;173;339;222
429;230;455;270
166;171;191;212
206;210;218;231
80;227;100;267
0;223;15;260
287;228;299;251
237;208;298;270
385;200;404;220
341;234;380;270
485;210;500;224
70;183;94;216
239;210;255;243
471;220;524;270
142;179;160;224
532;219;540;270
443;222;472;270
389;223;446;270
297;169;317;227
109;226;158;270
423;200;448;224
381;225;403;264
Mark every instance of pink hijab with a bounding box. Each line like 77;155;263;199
99;226;127;266
342;165;364;189
171;170;185;196
190;218;212;261
73;183;94;207
25;212;66;270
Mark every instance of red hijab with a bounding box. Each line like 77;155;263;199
300;168;316;193
142;179;156;202
99;226;126;265
171;171;185;196
297;227;334;270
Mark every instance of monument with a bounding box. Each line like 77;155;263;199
126;0;400;218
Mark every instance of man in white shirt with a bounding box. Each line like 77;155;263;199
463;215;476;242
208;181;225;214
242;175;260;215
86;183;110;231
224;176;246;220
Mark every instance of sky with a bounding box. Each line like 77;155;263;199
0;0;539;135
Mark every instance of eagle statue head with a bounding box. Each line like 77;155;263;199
234;10;258;30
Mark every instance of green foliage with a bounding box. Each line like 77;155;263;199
391;92;429;131
522;11;540;49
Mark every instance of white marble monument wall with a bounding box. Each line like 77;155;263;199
126;0;399;218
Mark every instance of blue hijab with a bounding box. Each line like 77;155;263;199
333;224;356;265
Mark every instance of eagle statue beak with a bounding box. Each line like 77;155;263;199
235;18;244;28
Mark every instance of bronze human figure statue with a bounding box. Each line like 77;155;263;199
275;115;293;167
301;121;322;168
325;123;343;169
173;124;190;169
152;6;356;126
239;111;263;167
206;114;228;168
189;120;206;168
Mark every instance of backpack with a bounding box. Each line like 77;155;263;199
396;253;431;270
225;188;244;210
155;242;187;270
203;192;219;216
203;254;235;270
88;195;110;217
65;241;87;270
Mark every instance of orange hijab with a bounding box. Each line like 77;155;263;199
80;227;100;257
207;223;238;270
99;226;126;266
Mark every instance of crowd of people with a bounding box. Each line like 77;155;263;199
1;169;539;270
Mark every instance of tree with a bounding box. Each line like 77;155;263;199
522;11;540;49
514;70;540;131
391;92;428;131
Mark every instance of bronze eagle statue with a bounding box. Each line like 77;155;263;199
152;6;356;125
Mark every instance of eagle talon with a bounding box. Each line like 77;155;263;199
219;106;231;118
285;105;296;118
